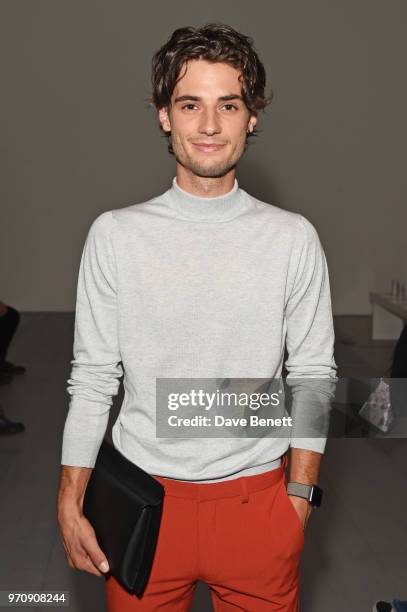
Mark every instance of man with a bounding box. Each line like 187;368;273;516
57;23;337;611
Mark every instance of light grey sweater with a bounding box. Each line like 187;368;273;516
61;177;337;481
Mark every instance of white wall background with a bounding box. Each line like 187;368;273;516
1;0;405;314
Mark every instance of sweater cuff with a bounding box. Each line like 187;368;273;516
289;437;327;454
60;398;109;468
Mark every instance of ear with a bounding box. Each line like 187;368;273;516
247;111;258;134
158;107;171;133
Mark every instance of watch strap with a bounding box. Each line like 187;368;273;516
287;482;323;507
287;482;313;501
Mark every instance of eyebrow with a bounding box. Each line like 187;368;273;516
173;94;244;104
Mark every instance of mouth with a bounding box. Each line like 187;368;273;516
192;143;226;153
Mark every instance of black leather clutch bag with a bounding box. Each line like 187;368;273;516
83;439;165;598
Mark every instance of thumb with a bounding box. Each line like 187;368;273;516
98;559;110;573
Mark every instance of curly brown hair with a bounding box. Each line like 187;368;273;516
148;23;273;155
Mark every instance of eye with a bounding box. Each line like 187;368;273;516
181;103;197;110
223;104;238;111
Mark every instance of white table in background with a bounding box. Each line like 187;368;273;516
369;292;407;340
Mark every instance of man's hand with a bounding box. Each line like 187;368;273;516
57;465;110;577
57;502;110;577
288;494;313;530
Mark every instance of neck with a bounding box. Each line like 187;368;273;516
175;166;236;198
162;175;251;222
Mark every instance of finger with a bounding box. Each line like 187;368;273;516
72;547;103;576
82;554;103;576
80;525;110;574
61;534;100;575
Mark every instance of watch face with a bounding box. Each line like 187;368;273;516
310;486;323;507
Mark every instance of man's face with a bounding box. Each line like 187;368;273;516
158;59;257;179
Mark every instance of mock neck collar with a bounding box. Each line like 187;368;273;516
163;176;250;222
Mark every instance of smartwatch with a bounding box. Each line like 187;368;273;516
287;482;323;508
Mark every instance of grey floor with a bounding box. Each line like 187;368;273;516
0;313;406;611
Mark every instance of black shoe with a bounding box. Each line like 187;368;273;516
0;360;26;375
0;413;25;435
373;602;393;612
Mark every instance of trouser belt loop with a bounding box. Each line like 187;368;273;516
239;477;250;503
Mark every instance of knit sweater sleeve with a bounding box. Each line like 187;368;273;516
284;214;338;455
61;211;123;467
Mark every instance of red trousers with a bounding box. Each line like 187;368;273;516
105;453;304;611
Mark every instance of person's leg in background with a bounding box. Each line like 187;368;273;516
389;323;407;420
390;324;407;379
0;304;26;375
0;303;25;434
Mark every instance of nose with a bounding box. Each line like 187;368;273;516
197;108;221;136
